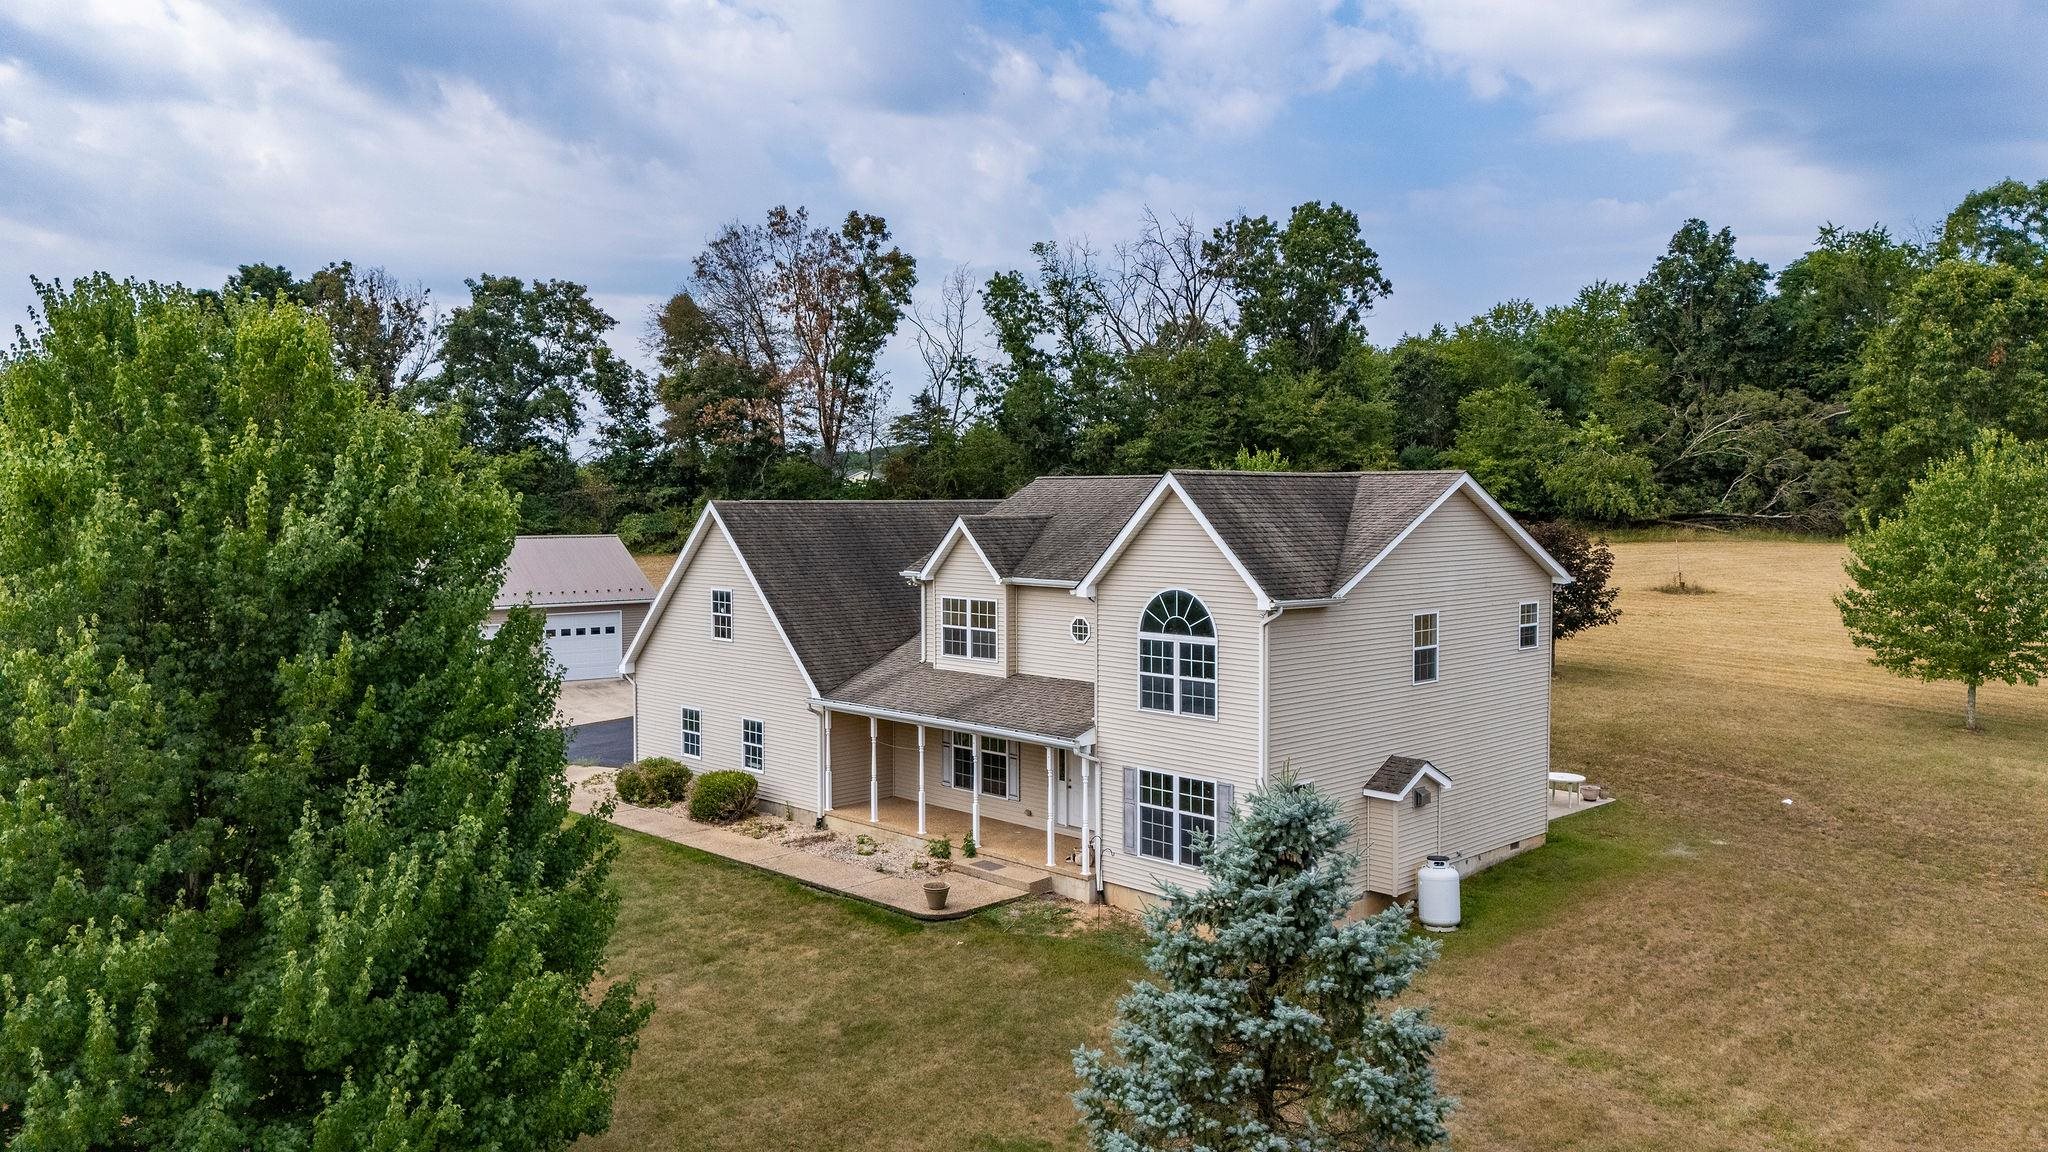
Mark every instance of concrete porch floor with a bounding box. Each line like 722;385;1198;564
1548;793;1617;821
847;796;1089;877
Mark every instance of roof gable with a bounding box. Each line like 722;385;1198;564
629;499;995;695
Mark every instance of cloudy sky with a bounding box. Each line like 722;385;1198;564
4;0;2045;383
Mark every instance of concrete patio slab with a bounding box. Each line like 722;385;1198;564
564;767;1020;920
556;677;634;726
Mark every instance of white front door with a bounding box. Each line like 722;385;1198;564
1056;750;1083;828
543;610;623;681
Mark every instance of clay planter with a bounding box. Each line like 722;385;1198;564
923;881;951;911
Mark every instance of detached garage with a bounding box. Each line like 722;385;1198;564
487;535;657;681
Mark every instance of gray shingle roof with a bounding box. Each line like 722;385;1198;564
826;638;1096;741
1364;755;1443;797
980;475;1159;583
496;534;655;609
958;514;1049;576
1170;470;1465;602
714;499;996;695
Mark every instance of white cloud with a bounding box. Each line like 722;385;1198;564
1100;0;1401;133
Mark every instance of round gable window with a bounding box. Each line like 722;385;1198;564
1070;617;1092;644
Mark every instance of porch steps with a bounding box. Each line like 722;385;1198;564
954;856;1055;895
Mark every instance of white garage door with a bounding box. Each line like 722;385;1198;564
543;610;623;681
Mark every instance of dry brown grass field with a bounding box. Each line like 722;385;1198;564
591;538;2048;1151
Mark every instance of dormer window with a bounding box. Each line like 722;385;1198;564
942;596;997;661
1138;590;1217;717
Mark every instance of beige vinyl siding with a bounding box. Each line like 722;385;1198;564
894;728;1057;828
1092;492;1264;896
1268;491;1553;895
928;543;1006;677
632;524;820;815
1012;587;1097;681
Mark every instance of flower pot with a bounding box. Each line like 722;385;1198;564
923;881;950;911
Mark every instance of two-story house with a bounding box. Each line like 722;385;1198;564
620;470;1570;908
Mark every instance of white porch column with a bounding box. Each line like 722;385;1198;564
822;709;833;813
1078;752;1092;878
1045;748;1056;867
970;731;983;845
916;725;928;835
868;715;879;823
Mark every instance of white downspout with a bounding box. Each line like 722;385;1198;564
868;715;879;823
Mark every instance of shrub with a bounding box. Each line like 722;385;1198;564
636;756;693;804
927;836;953;859
962;834;978;859
689;770;760;823
613;765;649;805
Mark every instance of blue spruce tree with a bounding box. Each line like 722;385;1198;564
1073;776;1453;1150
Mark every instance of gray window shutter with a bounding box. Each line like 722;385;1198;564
1216;782;1236;842
1123;767;1139;854
938;733;952;787
1006;751;1021;801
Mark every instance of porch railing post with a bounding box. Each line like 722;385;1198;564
970;732;982;846
868;715;879;823
916;725;927;835
822;708;833;814
1045;748;1056;867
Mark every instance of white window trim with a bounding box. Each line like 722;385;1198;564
1137;587;1220;721
1134;767;1220;867
1518;599;1541;651
940;595;998;662
1070;616;1091;645
710;587;735;644
680;706;703;760
741;717;764;773
1412;610;1441;685
977;735;1012;798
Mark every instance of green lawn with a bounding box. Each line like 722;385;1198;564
586;838;1146;1152
588;538;2048;1151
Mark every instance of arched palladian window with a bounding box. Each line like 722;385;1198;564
1138;590;1217;716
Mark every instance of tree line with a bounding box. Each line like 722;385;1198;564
196;179;2048;544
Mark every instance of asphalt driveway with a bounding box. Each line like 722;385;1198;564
566;716;634;767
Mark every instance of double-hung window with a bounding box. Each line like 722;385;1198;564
1138;590;1217;717
949;734;976;789
711;588;734;640
741;718;764;771
1412;612;1439;683
1136;769;1218;866
941;596;997;660
978;737;1010;797
680;707;702;759
1518;601;1540;650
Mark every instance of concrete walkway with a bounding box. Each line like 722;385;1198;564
556;677;634;726
566;767;1021;921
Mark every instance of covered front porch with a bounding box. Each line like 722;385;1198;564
816;707;1102;897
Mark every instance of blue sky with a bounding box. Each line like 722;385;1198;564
3;1;2044;389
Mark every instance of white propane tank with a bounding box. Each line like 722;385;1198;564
1415;855;1461;931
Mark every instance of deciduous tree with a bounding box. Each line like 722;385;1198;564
1523;520;1622;665
1836;431;2048;730
0;277;647;1149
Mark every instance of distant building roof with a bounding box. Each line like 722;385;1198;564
496;535;656;609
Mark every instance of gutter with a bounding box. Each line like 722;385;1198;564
807;697;1092;753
